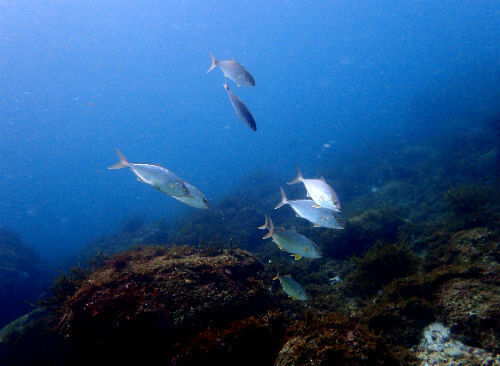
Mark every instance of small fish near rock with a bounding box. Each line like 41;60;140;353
273;273;309;301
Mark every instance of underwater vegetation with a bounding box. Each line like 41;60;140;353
444;183;495;230
274;313;400;366
56;246;284;365
360;227;500;355
343;242;419;297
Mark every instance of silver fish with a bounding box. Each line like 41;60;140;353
108;149;190;197
258;215;322;260
275;188;344;229
273;274;308;301
172;182;209;209
223;83;257;131
207;52;255;87
287;166;341;211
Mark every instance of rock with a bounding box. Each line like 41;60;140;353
437;278;500;353
413;322;500;366
274;314;400;366
57;245;284;365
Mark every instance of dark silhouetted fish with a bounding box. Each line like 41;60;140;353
223;83;257;131
207;52;255;87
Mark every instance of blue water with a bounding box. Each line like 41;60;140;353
0;1;498;263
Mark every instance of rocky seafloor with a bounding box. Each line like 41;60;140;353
1;117;499;365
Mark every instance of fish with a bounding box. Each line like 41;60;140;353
207;52;255;87
287;166;341;211
275;187;344;229
172;182;209;209
223;83;257;131
273;274;308;301
258;215;322;260
108;149;191;197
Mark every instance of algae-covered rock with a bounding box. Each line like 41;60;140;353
437;278;500;353
0;309;68;366
362;227;499;353
274;314;400;366
57;245;284;365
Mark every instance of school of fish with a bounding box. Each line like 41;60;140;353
108;54;344;302
261;166;344;301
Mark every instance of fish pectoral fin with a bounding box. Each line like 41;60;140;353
314;224;321;228
312;205;321;208
291;254;302;260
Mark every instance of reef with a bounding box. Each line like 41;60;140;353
274;314;400;366
58;245;284;365
0;228;46;327
413;322;499;365
0;245;294;365
359;227;500;355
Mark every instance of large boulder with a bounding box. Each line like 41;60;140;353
57;245;285;365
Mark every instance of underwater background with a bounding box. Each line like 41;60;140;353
0;1;499;365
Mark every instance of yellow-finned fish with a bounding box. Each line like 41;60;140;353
258;214;322;260
273;274;308;301
207;52;255;87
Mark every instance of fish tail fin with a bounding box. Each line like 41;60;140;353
207;52;217;73
258;214;269;230
272;273;279;281
108;148;130;169
274;187;288;209
268;216;275;234
287;165;304;185
259;214;274;239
